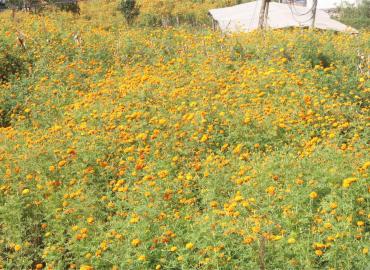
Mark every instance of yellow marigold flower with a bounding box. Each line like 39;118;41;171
87;217;94;224
309;192;318;199
158;170;169;178
170;246;177;252
158;119;167;125
131;239;141;246
327;236;335;242
85;253;92;259
210;201;218;208
35;263;43;269
296;179;304;185
100;241;108;251
58;160;67;168
329;202;337;209
243;236;254;244
185;173;193;181
80;265;93;270
272;235;282;241
315;250;323;256
287;238;296;244
138;255;146;261
314;243;326;249
233;144;243;155
200;134;208;142
185;242;194;250
342;177;357;188
362;161;370;170
357;221;365;226
357;197;364;203
130;216;139;224
363;247;369;254
155;265;161;270
266;186;276;196
14;244;22;251
252;226;260;233
244;116;251;124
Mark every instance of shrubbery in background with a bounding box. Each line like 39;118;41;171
134;0;251;27
4;0;80;13
119;0;140;25
336;0;370;29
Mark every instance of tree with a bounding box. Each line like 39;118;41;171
119;0;140;26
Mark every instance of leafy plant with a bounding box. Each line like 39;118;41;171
119;0;140;25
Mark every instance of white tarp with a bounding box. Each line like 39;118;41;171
209;1;358;33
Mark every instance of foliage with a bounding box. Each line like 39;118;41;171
57;1;81;14
0;41;27;83
337;0;370;29
119;0;140;25
4;0;80;14
0;38;31;127
0;1;369;269
136;0;252;27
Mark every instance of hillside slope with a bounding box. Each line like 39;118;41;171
0;2;369;269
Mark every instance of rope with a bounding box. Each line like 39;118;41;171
288;0;316;16
287;0;317;25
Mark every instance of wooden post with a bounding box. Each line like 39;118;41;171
210;15;216;31
264;0;270;28
258;0;270;29
11;8;16;20
311;0;317;28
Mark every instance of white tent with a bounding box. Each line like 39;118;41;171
209;1;358;33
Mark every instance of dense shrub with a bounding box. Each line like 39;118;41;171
119;0;140;25
58;1;81;14
0;39;31;127
0;53;26;83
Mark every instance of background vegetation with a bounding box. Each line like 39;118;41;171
336;0;370;29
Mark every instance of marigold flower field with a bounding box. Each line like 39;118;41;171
0;1;369;269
